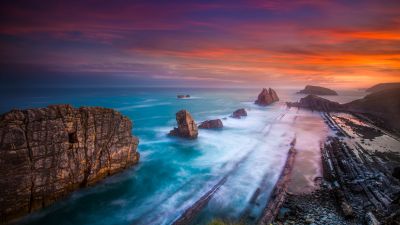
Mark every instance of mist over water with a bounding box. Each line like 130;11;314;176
0;87;366;225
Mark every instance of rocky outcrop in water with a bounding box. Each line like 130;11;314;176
255;88;279;106
298;85;338;95
0;104;139;222
169;110;198;139
198;119;223;129
231;108;247;119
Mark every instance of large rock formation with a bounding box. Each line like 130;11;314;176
198;119;223;129
298;85;338;95
366;82;400;93
287;95;343;112
255;88;279;106
231;108;247;119
169;110;198;139
344;88;400;130
288;88;400;130
0;104;139;222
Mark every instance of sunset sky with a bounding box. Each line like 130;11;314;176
1;0;399;88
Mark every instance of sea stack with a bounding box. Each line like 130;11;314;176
231;108;247;119
255;88;279;106
198;119;223;129
0;104;139;221
169;110;198;139
298;85;338;95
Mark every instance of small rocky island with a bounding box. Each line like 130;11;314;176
198;119;223;129
169;110;198;139
177;94;190;99
255;88;279;106
298;85;338;95
0;105;139;222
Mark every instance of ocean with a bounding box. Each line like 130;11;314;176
0;87;366;225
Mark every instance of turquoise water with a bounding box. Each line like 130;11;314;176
0;87;366;225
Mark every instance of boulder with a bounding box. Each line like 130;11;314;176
298;85;338;95
169;110;198;139
255;88;279;106
340;201;354;218
393;167;400;181
231;108;247;119
0;105;139;222
198;119;223;129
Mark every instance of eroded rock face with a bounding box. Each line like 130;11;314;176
169;110;198;139
255;88;279;106
298;85;338;95
231;108;247;119
0;104;139;221
198;119;223;129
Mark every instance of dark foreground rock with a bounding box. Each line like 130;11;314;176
198;119;223;129
169;110;198;139
298;85;338;95
255;88;279;106
231;108;247;119
273;185;353;225
0;104;139;222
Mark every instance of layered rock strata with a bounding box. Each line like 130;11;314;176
0;104;139;222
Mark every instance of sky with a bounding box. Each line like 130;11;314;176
1;0;400;88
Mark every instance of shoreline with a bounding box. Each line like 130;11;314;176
257;139;297;225
271;112;400;225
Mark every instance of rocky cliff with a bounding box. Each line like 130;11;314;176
298;85;338;95
0;104;139;222
344;88;400;129
255;88;279;106
288;88;400;129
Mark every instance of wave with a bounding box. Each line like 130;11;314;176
116;102;171;111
